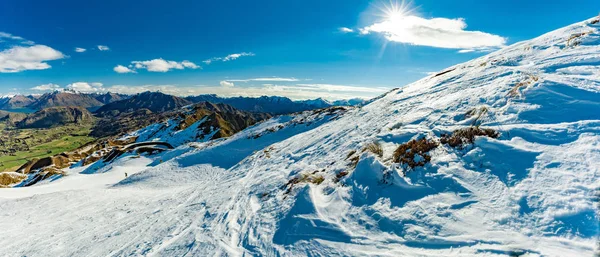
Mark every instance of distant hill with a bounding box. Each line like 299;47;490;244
29;92;104;110
17;106;94;129
185;95;365;115
0;110;27;126
91;101;270;138
94;92;128;105
95;91;193;117
0;95;39;109
90;109;167;138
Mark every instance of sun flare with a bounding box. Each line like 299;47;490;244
380;0;413;23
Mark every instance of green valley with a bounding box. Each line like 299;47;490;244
0;123;95;172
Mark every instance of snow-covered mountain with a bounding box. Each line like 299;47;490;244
298;97;332;109
1;18;599;256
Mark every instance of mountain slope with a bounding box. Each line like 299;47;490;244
0;95;38;109
29;91;104;110
0;110;27;126
0;18;599;256
93;92;128;105
16;106;94;129
95;91;192;116
120;101;271;146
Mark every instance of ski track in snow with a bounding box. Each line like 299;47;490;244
1;18;600;256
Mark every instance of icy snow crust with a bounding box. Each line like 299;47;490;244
1;19;599;256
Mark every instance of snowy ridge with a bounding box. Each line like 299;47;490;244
1;18;600;256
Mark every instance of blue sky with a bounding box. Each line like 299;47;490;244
0;0;598;99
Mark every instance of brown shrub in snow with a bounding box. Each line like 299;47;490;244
363;141;383;158
283;171;326;194
393;138;438;169
440;127;499;148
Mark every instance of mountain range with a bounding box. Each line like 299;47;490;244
186;94;365;114
1;91;365;115
0;91;127;110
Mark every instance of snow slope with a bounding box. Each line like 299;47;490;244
1;18;600;256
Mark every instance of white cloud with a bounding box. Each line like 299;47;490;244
31;83;61;91
0;32;25;41
457;47;496;54
227;77;300;82
113;64;136;73
75;47;86;53
220;81;234;87
0;45;65;73
181;60;199;69
100;82;387;100
204;52;255;64
97;45;110;51
129;58;200;72
65;82;105;93
359;15;506;50
339;27;354;33
0;32;35;45
223;52;254;61
290;83;389;94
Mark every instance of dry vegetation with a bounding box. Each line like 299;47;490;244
334;171;349;183
464;106;489;126
393;138;439;169
566;31;593;47
346;150;360;169
363;141;383;157
0;172;28;187
440;127;500;148
283;171;326;194
508;74;539;97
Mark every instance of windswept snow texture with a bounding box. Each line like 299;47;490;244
1;19;600;256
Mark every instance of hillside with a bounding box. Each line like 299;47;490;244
92;101;270;140
123;101;271;145
17;106;94;129
29;91;104;110
0;110;27;126
95;91;192;117
0;18;599;256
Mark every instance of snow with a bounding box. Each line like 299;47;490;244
1;18;600;256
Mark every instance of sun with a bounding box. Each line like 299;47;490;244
378;0;414;23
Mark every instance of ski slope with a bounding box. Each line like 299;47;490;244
1;18;599;256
